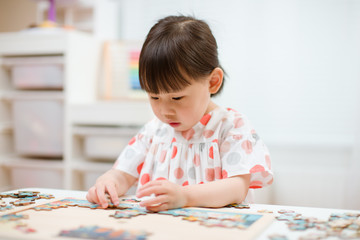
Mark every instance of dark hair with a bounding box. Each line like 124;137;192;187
139;15;225;97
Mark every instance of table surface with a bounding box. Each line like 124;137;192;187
1;188;359;240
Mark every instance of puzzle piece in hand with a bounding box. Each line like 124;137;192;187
104;196;141;209
58;225;149;240
110;209;147;219
225;203;250;209
121;198;141;203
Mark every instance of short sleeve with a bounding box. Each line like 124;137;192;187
113;123;153;179
219;112;273;189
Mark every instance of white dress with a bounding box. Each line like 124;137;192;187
113;107;273;202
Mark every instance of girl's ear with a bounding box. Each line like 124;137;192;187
208;67;224;94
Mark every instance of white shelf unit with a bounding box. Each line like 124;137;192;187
0;31;154;192
68;100;153;190
0;30;101;191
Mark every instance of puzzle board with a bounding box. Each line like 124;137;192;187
0;198;274;240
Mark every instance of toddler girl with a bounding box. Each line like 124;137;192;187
87;15;273;212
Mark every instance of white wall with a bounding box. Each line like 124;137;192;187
118;0;360;209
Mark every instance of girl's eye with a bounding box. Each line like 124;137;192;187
172;96;183;101
150;96;159;100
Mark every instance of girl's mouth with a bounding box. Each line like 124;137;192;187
169;122;180;128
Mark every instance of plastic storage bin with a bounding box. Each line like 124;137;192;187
84;135;130;160
12;97;64;157
77;126;139;161
4;56;64;89
10;166;63;189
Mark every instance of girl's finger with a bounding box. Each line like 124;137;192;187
106;184;119;206
139;194;167;207
86;187;98;203
145;201;170;212
137;180;163;192
136;184;166;198
95;184;108;208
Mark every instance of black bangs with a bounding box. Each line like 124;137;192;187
139;40;192;94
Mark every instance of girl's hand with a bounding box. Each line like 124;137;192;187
136;180;188;211
86;169;136;208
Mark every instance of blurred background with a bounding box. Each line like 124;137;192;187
0;0;359;210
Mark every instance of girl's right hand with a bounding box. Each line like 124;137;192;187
86;169;136;208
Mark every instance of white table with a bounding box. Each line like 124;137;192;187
1;188;359;240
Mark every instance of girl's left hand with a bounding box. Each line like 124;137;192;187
136;179;187;211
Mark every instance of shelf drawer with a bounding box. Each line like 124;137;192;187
12;99;63;157
84;135;133;161
10;166;63;189
3;56;64;89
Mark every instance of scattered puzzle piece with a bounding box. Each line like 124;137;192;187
278;209;295;214
38;194;55;199
14;224;37;234
159;208;262;229
272;210;360;240
258;209;273;214
10;199;36;207
58;225;149;240
268;233;289;240
0;213;28;222
0;200;6;207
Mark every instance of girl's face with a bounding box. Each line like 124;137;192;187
148;77;216;132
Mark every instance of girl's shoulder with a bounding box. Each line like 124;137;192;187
210;106;250;127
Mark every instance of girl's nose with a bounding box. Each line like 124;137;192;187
160;103;175;116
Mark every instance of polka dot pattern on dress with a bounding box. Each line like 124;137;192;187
182;128;195;140
137;162;144;174
205;168;215;181
171;146;177;159
140;173;150;185
128;137;136;145
113;107;273;195
200;113;212;125
241;140;253;154
174;167;184;179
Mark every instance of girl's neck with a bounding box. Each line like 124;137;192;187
205;101;218;115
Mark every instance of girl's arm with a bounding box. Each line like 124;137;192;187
184;174;250;207
136;174;250;211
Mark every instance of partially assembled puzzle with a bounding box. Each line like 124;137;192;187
1;190;360;239
0;190;273;240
